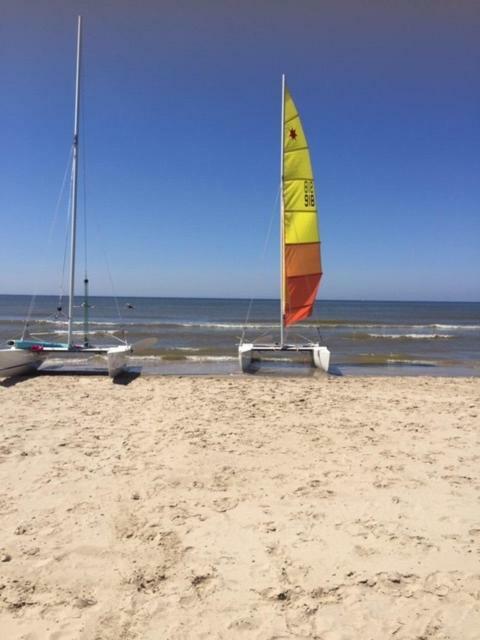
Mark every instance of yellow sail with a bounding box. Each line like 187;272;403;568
283;85;322;326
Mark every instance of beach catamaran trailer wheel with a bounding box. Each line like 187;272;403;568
238;75;330;373
0;16;131;380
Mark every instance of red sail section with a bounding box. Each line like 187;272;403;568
284;242;322;326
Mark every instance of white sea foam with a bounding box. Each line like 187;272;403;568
386;358;436;366
129;354;236;362
176;322;277;330
41;357;99;366
184;355;237;362
367;333;454;340
36;319;132;327
32;329;119;337
431;324;480;331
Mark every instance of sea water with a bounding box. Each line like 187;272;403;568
0;295;479;376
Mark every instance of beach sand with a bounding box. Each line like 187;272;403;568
0;373;479;639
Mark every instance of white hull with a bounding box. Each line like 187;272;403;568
239;343;255;373
0;345;132;379
107;345;132;378
239;342;330;373
311;345;331;371
0;349;43;377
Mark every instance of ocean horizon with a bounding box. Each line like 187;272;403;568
1;293;478;303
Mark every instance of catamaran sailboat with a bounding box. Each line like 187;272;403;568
0;17;131;378
239;75;330;372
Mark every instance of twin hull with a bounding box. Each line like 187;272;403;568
0;345;131;379
238;343;330;373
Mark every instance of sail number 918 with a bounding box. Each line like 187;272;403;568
304;180;315;208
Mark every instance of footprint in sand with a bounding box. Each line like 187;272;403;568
212;496;239;512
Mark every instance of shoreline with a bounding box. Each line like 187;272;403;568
34;357;480;378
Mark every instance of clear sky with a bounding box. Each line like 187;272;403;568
0;0;479;301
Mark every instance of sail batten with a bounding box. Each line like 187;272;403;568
282;84;322;327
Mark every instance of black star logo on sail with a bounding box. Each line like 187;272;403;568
289;128;297;140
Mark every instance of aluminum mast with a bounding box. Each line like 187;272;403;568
279;73;286;347
67;16;82;347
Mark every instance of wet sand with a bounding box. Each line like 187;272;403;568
1;374;479;639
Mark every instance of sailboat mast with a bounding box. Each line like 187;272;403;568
279;73;286;347
67;16;82;348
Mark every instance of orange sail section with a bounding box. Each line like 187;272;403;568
283;85;322;326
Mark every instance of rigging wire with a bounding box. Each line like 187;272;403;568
49;148;74;246
240;188;279;344
58;171;73;311
81;84;88;278
92;217;126;341
21;148;73;338
74;56;125;342
80;84;90;347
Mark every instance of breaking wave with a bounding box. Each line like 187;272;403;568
364;333;454;340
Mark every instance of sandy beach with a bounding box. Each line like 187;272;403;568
0;373;479;639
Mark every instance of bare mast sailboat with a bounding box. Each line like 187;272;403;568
239;75;330;372
0;17;131;378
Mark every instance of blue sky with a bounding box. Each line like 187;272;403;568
0;0;479;301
